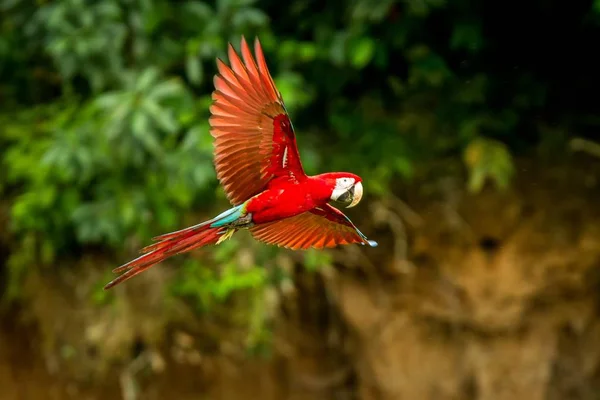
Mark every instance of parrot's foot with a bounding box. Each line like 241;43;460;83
217;228;236;244
231;212;254;228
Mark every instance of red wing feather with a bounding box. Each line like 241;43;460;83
249;204;374;250
210;37;305;205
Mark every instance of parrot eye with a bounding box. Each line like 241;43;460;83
336;177;354;188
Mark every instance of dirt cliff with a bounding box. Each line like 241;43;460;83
1;157;600;400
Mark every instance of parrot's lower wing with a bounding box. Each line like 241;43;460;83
249;204;378;250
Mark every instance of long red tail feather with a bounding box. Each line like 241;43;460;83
104;225;223;290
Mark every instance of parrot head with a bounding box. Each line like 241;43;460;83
328;173;364;208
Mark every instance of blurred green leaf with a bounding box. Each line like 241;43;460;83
186;56;204;84
450;22;484;53
303;249;333;272
351;37;375;68
463;137;515;193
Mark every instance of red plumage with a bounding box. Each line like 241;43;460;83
104;37;376;290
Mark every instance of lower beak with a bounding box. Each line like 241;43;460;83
347;182;363;208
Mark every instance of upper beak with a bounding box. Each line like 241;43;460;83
347;181;363;208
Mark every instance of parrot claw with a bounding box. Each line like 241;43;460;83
217;228;236;244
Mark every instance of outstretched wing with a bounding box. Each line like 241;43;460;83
210;37;306;206
249;204;378;250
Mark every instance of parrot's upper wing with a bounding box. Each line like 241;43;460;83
210;37;306;205
249;203;378;250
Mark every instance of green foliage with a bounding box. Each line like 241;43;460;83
30;0;128;92
303;249;334;272
170;240;267;312
463;137;515;193
1;0;272;252
2;234;45;304
169;239;279;353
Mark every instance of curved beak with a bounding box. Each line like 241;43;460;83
347;181;363;208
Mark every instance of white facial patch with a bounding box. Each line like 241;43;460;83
330;177;355;201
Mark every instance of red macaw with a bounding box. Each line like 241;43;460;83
104;37;377;290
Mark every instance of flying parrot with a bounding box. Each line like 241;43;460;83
104;37;377;290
